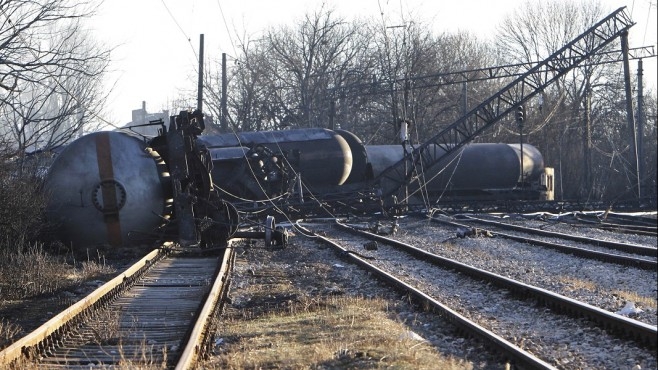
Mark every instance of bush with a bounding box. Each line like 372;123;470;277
0;243;72;300
0;146;49;252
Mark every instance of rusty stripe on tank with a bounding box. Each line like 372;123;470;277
95;133;123;246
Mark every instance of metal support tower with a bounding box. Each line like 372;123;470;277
373;7;635;203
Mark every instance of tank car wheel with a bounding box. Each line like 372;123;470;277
264;215;275;248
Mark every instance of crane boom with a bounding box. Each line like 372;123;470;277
374;7;635;203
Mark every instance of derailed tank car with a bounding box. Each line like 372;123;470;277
44;131;169;248
332;128;551;200
197;128;353;200
357;143;549;201
45;111;240;250
203;128;554;204
44;119;552;249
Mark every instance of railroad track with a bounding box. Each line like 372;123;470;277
457;214;658;258
299;220;657;369
602;213;658;228
573;213;658;236
427;215;657;270
0;246;234;369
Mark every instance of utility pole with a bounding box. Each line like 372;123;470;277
516;106;525;188
620;31;641;199
636;59;645;198
221;52;228;132
329;98;335;130
461;81;468;116
583;71;592;198
197;34;204;112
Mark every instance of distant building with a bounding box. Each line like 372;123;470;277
118;101;169;137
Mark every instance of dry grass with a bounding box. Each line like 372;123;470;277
0;318;21;343
557;276;597;292
0;244;115;301
0;244;73;300
611;290;658;311
0;244;117;350
112;338;169;369
441;240;493;260
558;276;657;310
87;308;124;345
206;295;472;369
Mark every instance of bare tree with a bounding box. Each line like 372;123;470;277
494;0;638;201
406;30;499;144
266;7;367;129
212;40;283;132
0;0;110;156
210;6;370;132
206;5;499;145
360;9;498;145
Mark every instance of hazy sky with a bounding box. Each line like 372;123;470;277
90;0;657;127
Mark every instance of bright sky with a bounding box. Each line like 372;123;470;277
90;0;657;127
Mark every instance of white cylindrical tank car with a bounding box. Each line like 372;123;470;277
44;132;168;249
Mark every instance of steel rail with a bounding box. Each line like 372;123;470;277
0;248;165;367
429;216;657;270
601;213;658;227
334;221;657;349
296;221;558;370
461;215;657;257
176;243;236;369
573;216;657;236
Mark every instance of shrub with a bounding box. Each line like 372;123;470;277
0;141;50;252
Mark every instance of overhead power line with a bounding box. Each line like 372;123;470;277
330;46;656;99
160;0;198;60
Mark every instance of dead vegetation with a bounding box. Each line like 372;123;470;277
0;244;116;300
203;240;480;369
612;290;658;311
0;319;21;344
0;245;117;349
558;276;658;311
0;152;118;350
209;295;472;370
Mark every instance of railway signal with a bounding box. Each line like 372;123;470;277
516;105;525;124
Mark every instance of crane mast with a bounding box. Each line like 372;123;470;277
374;7;635;204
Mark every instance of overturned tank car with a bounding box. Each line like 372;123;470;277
44;112;553;249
